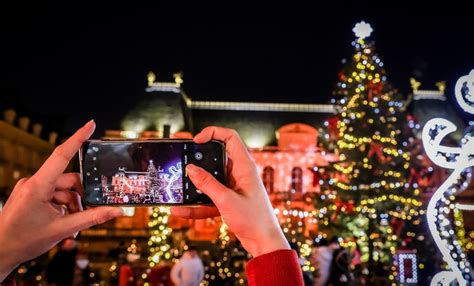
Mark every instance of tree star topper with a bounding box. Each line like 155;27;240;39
353;21;373;39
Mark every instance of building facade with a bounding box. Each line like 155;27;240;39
0;109;59;208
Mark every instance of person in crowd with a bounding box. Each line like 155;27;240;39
118;252;141;286
45;238;78;286
0;122;304;286
350;240;362;284
108;240;127;263
327;238;353;286
72;250;93;286
170;245;204;286
311;237;340;286
147;260;174;286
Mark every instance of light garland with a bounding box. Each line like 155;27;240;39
274;207;322;223
147;207;172;267
422;115;474;285
453;169;473;252
277;204;317;275
204;222;247;285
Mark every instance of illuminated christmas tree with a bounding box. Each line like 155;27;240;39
318;21;423;274
146;160;160;197
147;207;173;267
203;222;249;286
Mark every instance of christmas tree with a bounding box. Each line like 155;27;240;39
203;222;249;285
147;207;173;267
318;21;423;274
146;160;160;200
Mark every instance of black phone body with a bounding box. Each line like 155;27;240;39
79;139;226;206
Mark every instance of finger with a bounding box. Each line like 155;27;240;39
171;206;220;219
55;173;84;197
32;120;95;189
194;126;258;180
186;164;233;206
52;190;83;214
194;126;251;162
52;207;123;239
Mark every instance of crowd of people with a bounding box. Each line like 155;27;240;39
7;232;372;286
33;236;360;286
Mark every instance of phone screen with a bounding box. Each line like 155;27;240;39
80;140;226;206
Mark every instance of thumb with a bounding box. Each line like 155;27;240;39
53;207;123;238
186;164;232;206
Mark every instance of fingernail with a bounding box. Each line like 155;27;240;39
82;120;95;131
186;164;198;176
84;119;94;126
193;132;202;142
82;120;96;138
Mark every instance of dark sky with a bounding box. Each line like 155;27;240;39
1;1;473;137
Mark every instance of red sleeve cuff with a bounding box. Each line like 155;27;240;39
246;249;304;286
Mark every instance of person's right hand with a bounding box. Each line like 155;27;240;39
171;127;289;258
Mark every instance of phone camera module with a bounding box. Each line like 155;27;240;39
194;152;203;160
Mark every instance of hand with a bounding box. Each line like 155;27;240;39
0;120;124;281
171;126;289;257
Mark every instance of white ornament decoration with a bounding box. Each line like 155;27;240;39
423;119;473;285
395;252;418;284
422;70;474;286
353;21;373;39
455;69;474;114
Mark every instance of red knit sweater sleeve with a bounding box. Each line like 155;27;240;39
246;249;304;286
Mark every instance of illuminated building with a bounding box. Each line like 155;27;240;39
110;171;148;194
106;72;336;148
0;108;59;208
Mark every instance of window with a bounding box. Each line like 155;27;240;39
262;166;274;193
291;167;303;193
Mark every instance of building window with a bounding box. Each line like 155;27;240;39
291;167;303;193
262;166;274;193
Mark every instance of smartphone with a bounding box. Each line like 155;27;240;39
79;139;226;206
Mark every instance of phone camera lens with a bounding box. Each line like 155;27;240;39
195;152;203;160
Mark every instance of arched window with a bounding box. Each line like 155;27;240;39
262;166;274;193
291;167;303;193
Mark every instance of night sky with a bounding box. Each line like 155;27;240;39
1;2;473;138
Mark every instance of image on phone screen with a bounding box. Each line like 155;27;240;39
80;140;226;206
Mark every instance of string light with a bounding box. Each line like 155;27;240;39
204;222;248;285
422;116;474;285
147;207;172;267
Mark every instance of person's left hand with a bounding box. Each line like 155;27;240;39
0;120;124;282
